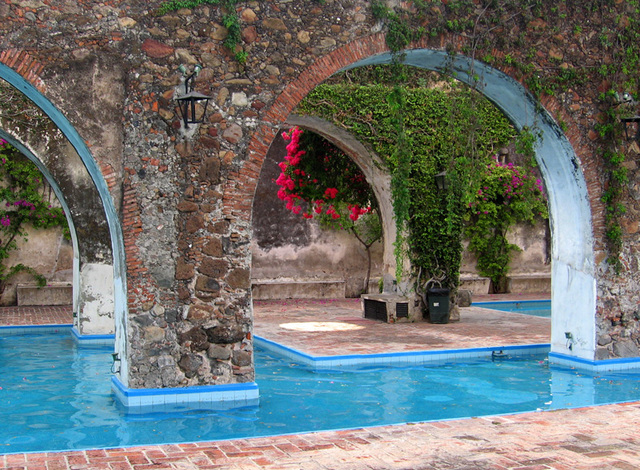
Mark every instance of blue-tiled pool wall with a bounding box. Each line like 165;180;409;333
111;376;260;414
472;299;551;311
550;352;640;372
0;324;73;336
255;335;551;370
71;326;116;346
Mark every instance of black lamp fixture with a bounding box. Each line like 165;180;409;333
435;171;448;191
175;64;212;129
616;92;640;142
621;115;640;142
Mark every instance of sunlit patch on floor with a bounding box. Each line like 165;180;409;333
279;322;365;332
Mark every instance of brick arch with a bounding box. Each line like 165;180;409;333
228;36;597;363
0;49;47;93
0;54;129;376
222;34;389;220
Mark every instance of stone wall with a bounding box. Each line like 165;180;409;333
1;0;639;392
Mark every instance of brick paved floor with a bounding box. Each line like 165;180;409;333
3;299;640;469
2;403;640;469
0;305;72;326
253;297;550;356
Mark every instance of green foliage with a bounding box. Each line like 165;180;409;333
464;161;548;290
297;72;519;290
0;142;69;292
157;0;220;15
367;0;640;275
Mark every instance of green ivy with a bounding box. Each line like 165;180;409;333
370;0;640;275
0;142;69;293
297;72;519;291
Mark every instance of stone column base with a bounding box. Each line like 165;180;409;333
111;377;260;414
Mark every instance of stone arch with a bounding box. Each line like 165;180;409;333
228;39;596;362
0;56;129;375
283;114;395;276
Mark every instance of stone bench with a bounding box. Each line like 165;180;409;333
17;282;73;306
459;275;491;295
507;273;551;293
251;279;346;300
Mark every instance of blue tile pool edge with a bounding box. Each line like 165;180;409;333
0;323;72;335
549;352;640;372
0;324;114;347
473;299;551;306
254;335;551;370
71;326;115;346
111;376;260;414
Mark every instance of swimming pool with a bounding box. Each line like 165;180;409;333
2;330;640;455
473;299;551;317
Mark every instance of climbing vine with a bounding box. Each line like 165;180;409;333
297;70;520;291
0;140;68;294
371;0;640;276
465;160;548;292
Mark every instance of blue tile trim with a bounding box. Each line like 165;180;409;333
0;324;72;336
549;352;640;372
111;376;260;414
473;299;551;306
255;335;550;370
71;326;115;346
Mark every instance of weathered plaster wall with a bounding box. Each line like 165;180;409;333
460;222;550;278
0;224;72;305
1;0;639;391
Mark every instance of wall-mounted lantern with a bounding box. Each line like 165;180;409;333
175;64;211;129
435;171;448;191
616;92;640;142
621;115;640;142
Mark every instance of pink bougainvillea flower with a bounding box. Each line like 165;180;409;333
324;187;338;199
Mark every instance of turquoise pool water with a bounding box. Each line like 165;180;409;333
473;299;551;317
2;331;640;455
